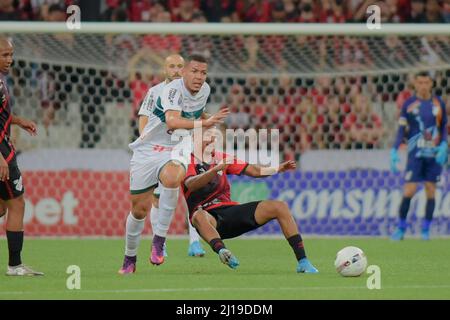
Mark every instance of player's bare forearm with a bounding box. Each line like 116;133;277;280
184;169;220;192
244;165;276;178
244;161;297;178
138;116;148;135
165;111;201;130
11;114;37;136
11;114;24;125
244;164;268;178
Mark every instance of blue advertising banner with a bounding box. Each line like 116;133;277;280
229;170;450;236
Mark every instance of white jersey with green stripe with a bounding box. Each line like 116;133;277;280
129;78;210;149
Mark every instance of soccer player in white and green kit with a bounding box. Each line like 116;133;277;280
119;54;229;274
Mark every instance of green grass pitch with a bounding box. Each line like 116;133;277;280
0;238;449;300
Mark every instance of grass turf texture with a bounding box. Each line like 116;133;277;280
0;238;449;300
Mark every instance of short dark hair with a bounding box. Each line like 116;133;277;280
415;71;432;79
186;54;208;65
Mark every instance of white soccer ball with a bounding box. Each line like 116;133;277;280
334;246;367;277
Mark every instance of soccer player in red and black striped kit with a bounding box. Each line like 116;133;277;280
0;36;43;276
183;128;318;273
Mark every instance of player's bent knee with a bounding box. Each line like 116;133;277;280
192;210;207;227
159;162;186;188
131;203;150;220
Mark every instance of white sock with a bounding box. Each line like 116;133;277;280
150;206;159;235
125;212;145;257
154;185;179;238
188;219;200;244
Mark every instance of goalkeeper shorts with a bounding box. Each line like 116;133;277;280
405;156;443;183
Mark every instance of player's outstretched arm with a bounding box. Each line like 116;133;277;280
11;115;37;136
165;108;229;130
244;161;297;178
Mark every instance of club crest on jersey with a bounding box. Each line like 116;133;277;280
13;176;23;192
432;105;439;116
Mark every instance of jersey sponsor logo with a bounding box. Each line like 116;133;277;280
13;176;23;192
142;92;154;112
178;94;182;106
168;88;177;105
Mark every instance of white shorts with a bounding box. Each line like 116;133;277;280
129;140;191;194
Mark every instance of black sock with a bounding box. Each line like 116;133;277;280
287;234;306;261
209;238;226;254
7;231;23;267
425;199;435;221
399;197;412;221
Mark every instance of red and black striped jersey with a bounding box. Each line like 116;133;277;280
183;151;249;217
0;73;16;165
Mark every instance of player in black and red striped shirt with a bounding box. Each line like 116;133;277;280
0;36;43;276
183;128;318;273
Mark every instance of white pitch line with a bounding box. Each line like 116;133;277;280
1;285;450;295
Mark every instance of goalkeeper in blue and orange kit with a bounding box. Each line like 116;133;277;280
390;71;448;240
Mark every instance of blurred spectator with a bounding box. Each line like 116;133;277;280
0;0;21;20
396;73;415;114
348;96;384;149
283;0;299;21
425;0;444;22
171;0;202;22
139;11;182;64
127;0;153;22
319;0;347;23
168;0;200;16
298;0;317;22
201;0;236;22
38;70;59;131
101;0;121;21
46;3;66;21
444;0;450;22
271;1;286;22
405;0;427;22
239;36;260;71
235;0;271;22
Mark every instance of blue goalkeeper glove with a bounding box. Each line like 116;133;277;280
436;141;448;166
390;148;400;173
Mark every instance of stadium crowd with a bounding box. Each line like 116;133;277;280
0;0;449;23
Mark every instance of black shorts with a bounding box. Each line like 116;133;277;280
206;201;262;239
0;165;24;201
